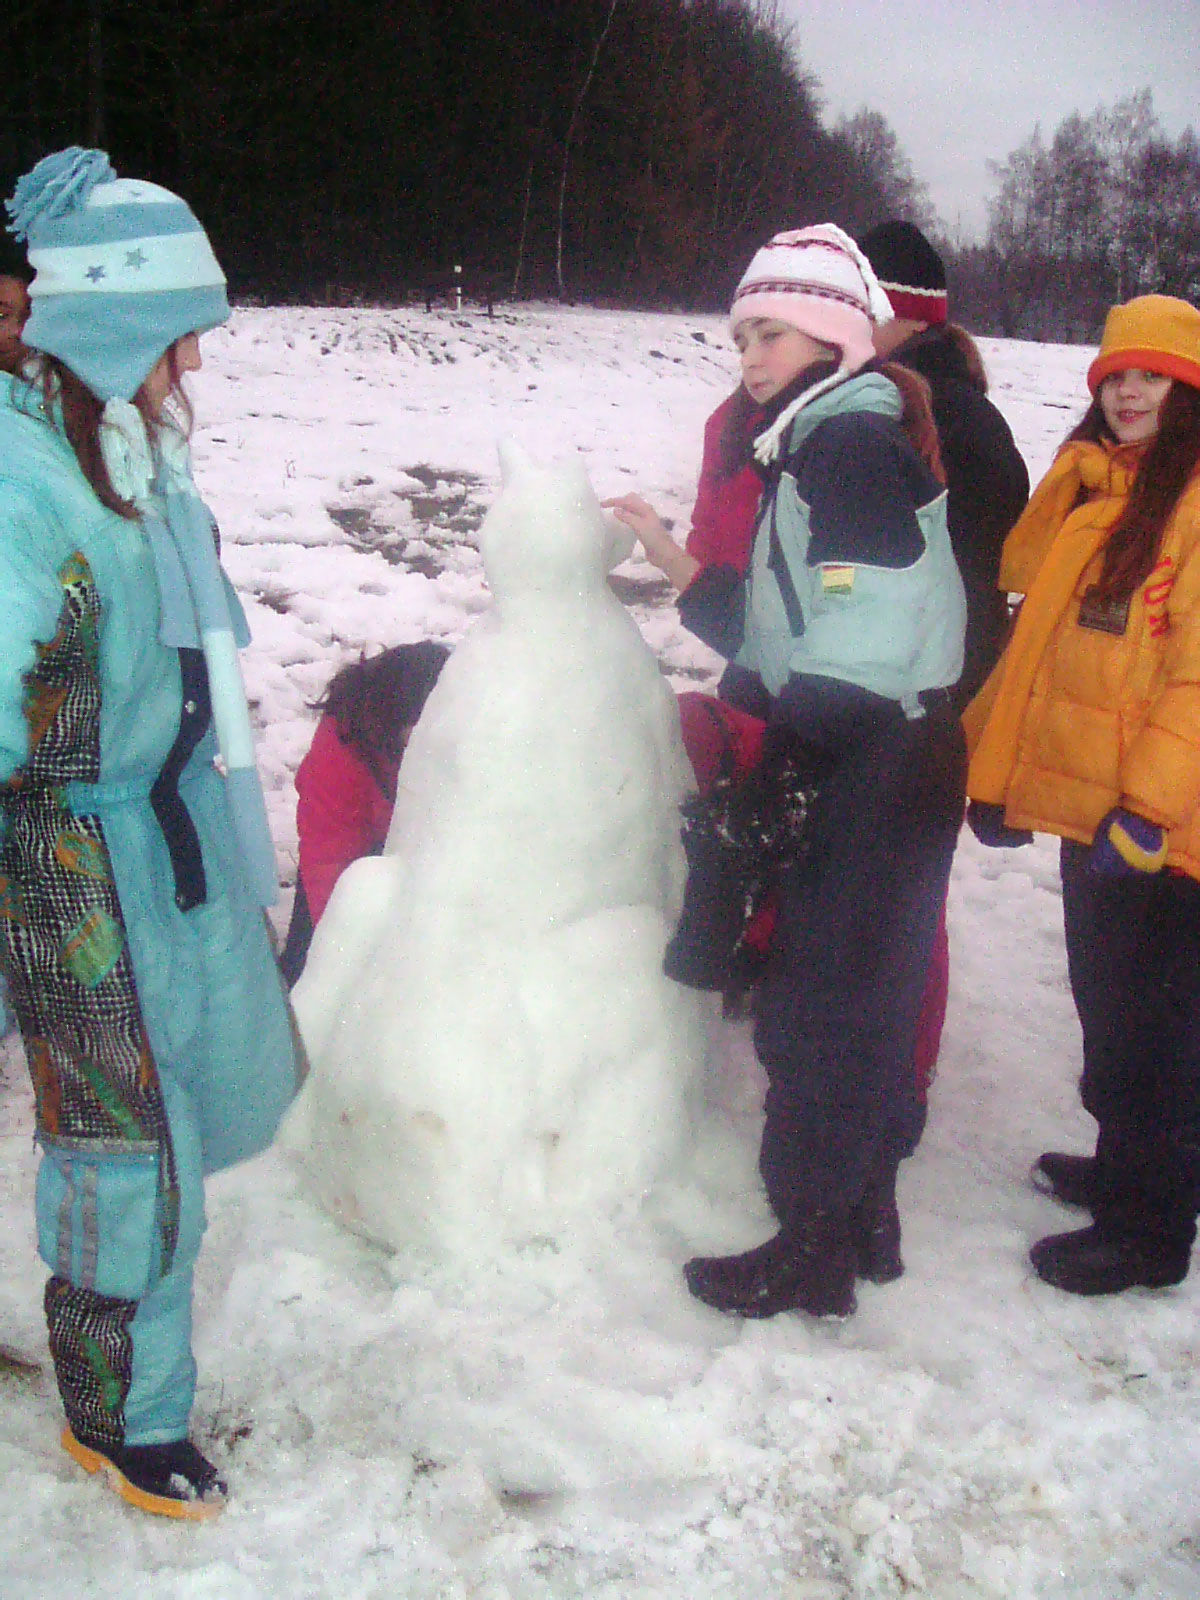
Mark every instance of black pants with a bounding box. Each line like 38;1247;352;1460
1061;840;1200;1240
279;877;314;989
754;709;965;1222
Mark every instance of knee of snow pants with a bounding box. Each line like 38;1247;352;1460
36;1073;207;1444
753;709;963;1215
1061;841;1200;1220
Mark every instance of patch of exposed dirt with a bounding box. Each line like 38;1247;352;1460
327;465;489;576
608;572;674;607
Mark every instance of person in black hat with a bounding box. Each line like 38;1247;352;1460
860;221;1029;708
859;220;1031;1108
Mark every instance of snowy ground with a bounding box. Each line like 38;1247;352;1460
2;304;1199;1600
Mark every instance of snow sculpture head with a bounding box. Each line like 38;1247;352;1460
482;439;635;602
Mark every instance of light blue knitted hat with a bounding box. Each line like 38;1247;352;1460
6;147;229;401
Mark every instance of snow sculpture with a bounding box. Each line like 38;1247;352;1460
281;442;705;1258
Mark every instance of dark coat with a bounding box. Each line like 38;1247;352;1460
890;327;1029;706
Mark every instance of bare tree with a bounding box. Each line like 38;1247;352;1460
554;0;620;300
835;109;936;233
970;89;1200;339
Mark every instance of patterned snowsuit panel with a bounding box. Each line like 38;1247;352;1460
1;549;177;1448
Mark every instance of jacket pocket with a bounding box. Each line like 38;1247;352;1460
35;1138;163;1301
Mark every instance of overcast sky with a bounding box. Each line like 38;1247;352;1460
779;0;1200;240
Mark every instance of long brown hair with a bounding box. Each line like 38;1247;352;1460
315;642;450;798
880;360;946;484
942;322;989;393
29;344;195;518
1067;380;1200;602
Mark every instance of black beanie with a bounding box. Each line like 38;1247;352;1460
859;221;947;325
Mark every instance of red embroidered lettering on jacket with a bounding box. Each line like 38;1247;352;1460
1144;556;1175;638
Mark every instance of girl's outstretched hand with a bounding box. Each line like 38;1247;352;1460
604;492;669;547
603;494;700;591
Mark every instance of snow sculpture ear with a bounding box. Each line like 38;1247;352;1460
605;513;636;570
497;437;535;486
561;456;592;496
557;456;633;571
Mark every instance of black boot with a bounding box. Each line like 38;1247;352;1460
850;1171;904;1283
62;1428;227;1520
1030;1151;1103;1210
1030;1217;1191;1296
684;1213;857;1319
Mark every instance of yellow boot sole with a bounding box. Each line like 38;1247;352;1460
61;1427;225;1521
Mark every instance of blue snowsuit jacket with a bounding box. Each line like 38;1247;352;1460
0;372;297;1205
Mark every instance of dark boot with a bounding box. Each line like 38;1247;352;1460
1030;1151;1103;1210
684;1212;857;1319
1030;1215;1191;1296
682;1231;793;1311
62;1428;227;1520
850;1171;904;1283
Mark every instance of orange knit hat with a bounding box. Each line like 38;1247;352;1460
1087;294;1200;394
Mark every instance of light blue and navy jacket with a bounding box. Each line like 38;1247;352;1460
680;370;966;751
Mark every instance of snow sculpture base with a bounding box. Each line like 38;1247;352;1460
281;443;705;1260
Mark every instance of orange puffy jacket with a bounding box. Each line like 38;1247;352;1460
965;438;1200;882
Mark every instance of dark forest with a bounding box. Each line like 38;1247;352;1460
3;1;1197;339
0;0;928;307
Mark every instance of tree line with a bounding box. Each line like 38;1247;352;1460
950;91;1200;342
2;4;1195;344
0;0;928;306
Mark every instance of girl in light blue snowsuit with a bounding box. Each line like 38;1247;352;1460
0;149;298;1518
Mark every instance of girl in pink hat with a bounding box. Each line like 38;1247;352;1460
612;225;968;1320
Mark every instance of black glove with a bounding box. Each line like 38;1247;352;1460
662;815;757;991
966;799;1033;848
663;731;829;992
758;720;834;795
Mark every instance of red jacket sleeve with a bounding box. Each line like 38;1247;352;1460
684;393;763;576
295;715;393;922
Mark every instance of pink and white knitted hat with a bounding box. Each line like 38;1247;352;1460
731;224;895;461
730;223;893;373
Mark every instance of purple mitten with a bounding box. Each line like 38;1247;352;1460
966;800;1033;848
1089;808;1167;877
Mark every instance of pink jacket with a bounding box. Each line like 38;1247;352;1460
295;715;397;922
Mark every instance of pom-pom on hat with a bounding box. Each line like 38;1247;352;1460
859;220;948;326
5;147;229;401
1086;294;1200;395
730;222;893;374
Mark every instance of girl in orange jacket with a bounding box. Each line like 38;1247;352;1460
965;294;1200;1296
